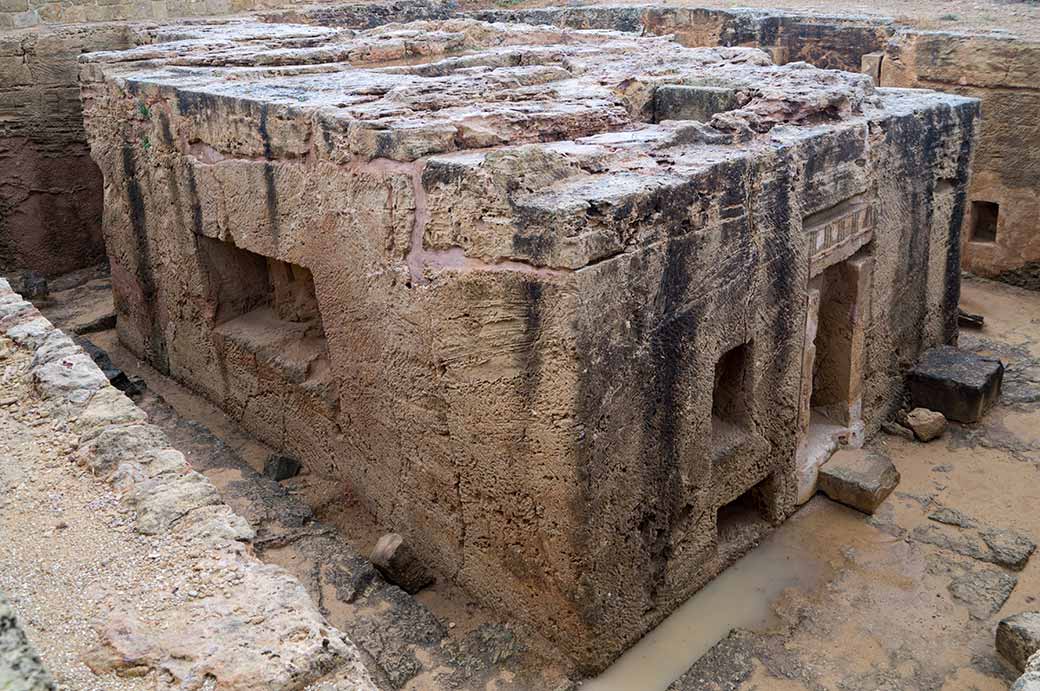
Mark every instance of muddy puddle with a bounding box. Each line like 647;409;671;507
585;500;868;691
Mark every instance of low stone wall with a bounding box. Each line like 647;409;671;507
0;277;377;690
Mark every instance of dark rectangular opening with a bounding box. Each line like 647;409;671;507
712;342;751;429
971;201;999;243
197;237;329;384
716;473;774;546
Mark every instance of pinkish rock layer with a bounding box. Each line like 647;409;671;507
80;18;978;671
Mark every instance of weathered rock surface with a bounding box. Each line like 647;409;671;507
908;346;1004;423
371;533;435;594
914;508;1036;571
999;612;1040;672
79;15;979;671
928;555;1018;620
1014;652;1040;691
84;559;360;690
817;449;900;514
0;592;55;691
905;408;947;442
0;277;378;690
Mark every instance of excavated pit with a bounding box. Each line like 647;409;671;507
75;15;979;672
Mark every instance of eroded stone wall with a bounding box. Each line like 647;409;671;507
0;0;455;278
0;24;134;277
80;18;977;670
466;5;1040;289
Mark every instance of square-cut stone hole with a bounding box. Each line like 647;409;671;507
971;201;999;243
198;236;329;385
716;473;774;547
653;84;738;123
711;342;752;445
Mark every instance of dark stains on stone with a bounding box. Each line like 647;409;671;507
638;235;697;608
510;232;556;265
120;145;169;373
420;159;468;188
257;104;280;242
185;168;205;236
518;280;545;406
157;112;174;147
945;103;980;342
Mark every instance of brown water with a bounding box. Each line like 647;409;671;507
584;508;832;691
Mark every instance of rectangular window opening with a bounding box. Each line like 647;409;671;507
712;342;752;434
198;236;329;382
716;473;775;547
971;201;999;243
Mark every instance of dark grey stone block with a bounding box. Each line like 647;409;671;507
263;454;302;481
654;84;738;123
908;346;1003;423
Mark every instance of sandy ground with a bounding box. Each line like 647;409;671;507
462;0;1040;40
0;337;201;690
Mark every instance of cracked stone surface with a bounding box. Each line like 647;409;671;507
80;13;978;671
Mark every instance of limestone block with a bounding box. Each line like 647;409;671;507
817;449;900;515
908;346;1003;423
78;17;980;672
999;612;1040;672
906;408;947;442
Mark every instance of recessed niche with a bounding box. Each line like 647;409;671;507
971;201;999;243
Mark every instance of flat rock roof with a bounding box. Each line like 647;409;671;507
80;18;977;270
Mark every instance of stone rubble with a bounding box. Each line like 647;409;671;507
905;408;947;442
999;612;1040;673
0;277;378;691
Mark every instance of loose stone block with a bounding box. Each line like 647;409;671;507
817;449;900;514
905;408;947;442
908;346;1004;423
79;18;978;671
999;613;1040;672
263;454;302;481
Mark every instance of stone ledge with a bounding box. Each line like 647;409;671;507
0;277;378;691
